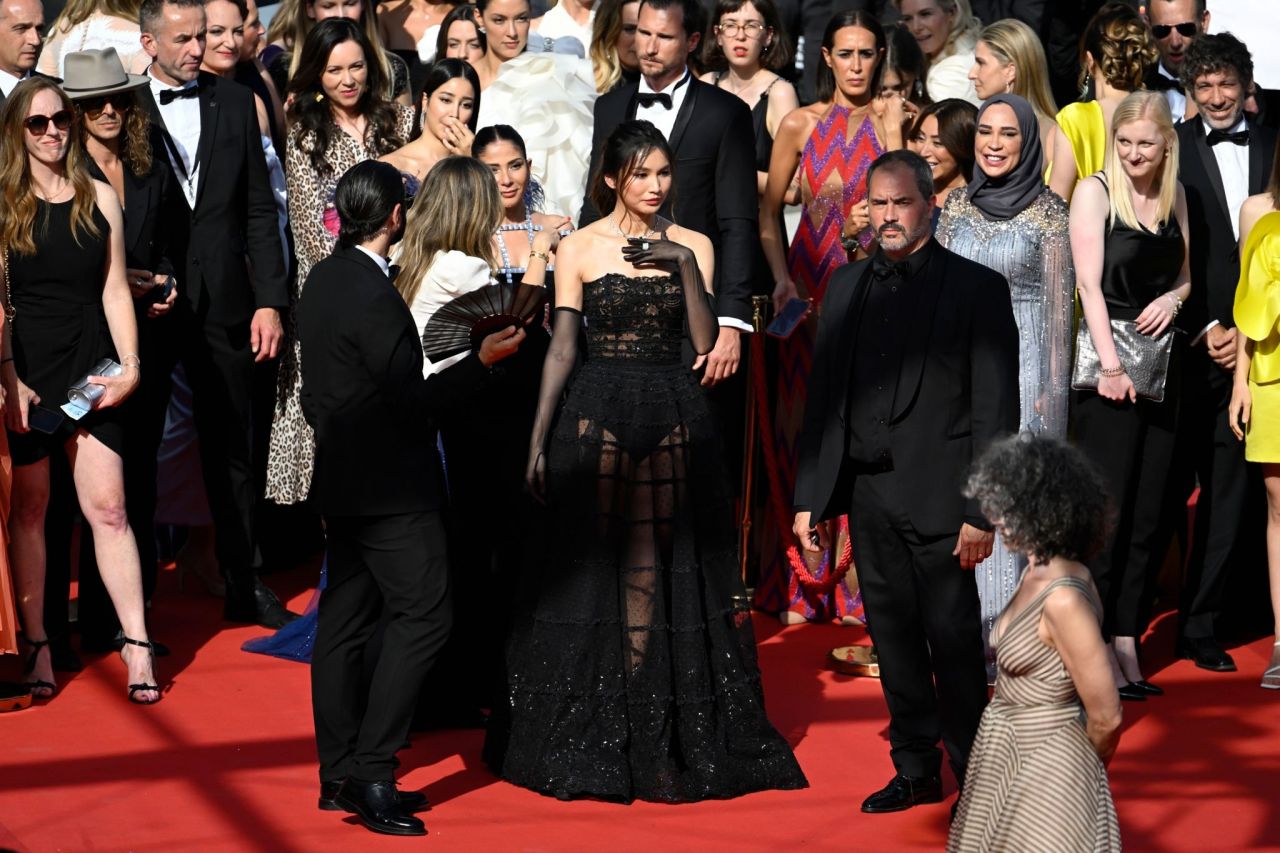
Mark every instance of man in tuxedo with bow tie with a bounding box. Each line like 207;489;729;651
0;0;53;109
1172;32;1277;672
134;0;294;627
792;151;1019;815
1145;0;1208;122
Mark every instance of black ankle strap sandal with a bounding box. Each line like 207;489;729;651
121;636;161;704
19;635;55;697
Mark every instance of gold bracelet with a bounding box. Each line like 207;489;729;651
1099;365;1126;377
530;249;550;263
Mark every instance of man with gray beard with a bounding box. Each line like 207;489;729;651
792;150;1020;816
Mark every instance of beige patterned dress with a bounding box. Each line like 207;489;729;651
949;577;1121;853
264;105;414;504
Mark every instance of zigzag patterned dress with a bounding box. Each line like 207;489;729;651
755;105;882;621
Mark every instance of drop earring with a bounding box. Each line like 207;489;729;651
1079;72;1091;100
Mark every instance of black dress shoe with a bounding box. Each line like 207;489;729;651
319;780;429;813
861;774;943;813
224;578;300;629
1178;636;1237;672
334;779;427;836
1118;683;1147;701
1131;679;1164;696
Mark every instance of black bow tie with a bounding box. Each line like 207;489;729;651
388;264;400;281
636;91;673;110
872;257;910;281
159;85;199;105
1207;127;1249;147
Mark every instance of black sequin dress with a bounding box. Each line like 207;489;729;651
485;273;807;803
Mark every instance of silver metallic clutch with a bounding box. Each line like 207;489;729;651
1071;319;1175;402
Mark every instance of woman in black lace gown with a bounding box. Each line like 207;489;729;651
483;120;807;803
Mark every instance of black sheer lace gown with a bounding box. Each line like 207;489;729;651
484;273;807;803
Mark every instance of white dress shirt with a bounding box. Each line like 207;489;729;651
635;69;750;334
1194;115;1251;342
356;244;391;277
0;68;31;99
1158;63;1188;123
149;70;202;208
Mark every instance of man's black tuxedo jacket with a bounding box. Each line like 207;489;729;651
144;72;288;328
578;76;757;325
87;157;173;280
793;244;1020;536
298;246;488;517
1175;115;1277;336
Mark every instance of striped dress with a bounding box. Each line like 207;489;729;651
949;577;1121;853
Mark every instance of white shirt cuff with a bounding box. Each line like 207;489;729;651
1191;319;1219;347
719;316;752;333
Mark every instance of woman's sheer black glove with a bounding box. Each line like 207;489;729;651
526;306;582;503
620;237;717;355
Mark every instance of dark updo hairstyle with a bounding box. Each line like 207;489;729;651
700;0;792;72
965;434;1114;565
435;4;486;59
473;123;545;210
816;9;885;104
1079;1;1158;93
287;18;404;174
421;57;481;132
335;160;406;249
589;119;675;216
907;98;978;183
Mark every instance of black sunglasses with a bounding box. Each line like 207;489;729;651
1151;22;1197;39
78;93;135;117
23;110;73;136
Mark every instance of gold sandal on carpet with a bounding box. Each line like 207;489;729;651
19;634;56;699
120;636;161;704
1263;642;1280;690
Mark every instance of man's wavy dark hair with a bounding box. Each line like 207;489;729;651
1180;31;1254;91
964;434;1114;565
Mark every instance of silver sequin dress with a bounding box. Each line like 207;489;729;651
936;188;1076;676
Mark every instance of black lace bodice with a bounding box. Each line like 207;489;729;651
582;273;685;363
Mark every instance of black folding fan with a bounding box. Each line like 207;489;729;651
421;281;548;363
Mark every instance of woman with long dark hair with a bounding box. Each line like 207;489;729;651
380;58;480;196
484;119;807;802
0;78;159;703
757;10;902;624
907;97;976;224
265;17;414;506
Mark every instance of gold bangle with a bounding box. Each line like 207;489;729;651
530;249;550;263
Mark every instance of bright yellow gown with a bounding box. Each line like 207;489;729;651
1234;209;1280;462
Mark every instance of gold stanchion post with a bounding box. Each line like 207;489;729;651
738;295;770;589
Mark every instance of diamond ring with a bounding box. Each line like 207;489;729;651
641;241;650;251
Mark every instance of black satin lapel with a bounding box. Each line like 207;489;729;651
191;76;219;209
891;251;945;421
1191;119;1232;225
667;79;697;152
624;80;640;120
1248;122;1270;195
835;264;874;421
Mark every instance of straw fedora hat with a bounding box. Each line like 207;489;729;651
60;48;150;100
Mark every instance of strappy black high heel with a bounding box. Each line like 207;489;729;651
120;636;161;705
19;634;56;698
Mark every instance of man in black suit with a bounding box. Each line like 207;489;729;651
0;0;46;108
135;0;294;627
300;162;523;836
581;0;754;387
1173;32;1277;671
792;150;1019;815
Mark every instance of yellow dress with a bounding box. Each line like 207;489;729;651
1234;210;1280;462
1054;101;1106;182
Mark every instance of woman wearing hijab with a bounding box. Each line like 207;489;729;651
936;93;1075;678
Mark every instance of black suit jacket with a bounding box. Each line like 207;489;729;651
0;70;58;109
1175;115;1277;336
144;72;288;327
579;76;757;325
298;246;488;517
793;244;1020;536
87;158;173;279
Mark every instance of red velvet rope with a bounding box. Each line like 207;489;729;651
750;332;854;597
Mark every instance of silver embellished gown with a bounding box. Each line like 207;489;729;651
936;188;1075;676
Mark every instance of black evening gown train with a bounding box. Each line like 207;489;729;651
484;273;807;803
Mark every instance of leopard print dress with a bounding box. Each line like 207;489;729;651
264;104;415;504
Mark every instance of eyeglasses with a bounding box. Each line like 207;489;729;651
22;110;73;136
78;93;135;118
1151;22;1197;39
716;20;767;38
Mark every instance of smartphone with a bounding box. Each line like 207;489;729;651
766;298;812;339
28;404;66;435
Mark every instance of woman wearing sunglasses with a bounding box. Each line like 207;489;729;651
0;74;160;705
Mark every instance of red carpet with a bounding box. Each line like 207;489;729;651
1;563;1278;852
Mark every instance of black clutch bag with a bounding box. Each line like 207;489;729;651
1071;318;1177;402
421;282;548;363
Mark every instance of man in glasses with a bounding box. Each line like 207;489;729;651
0;0;48;109
1145;0;1210;122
